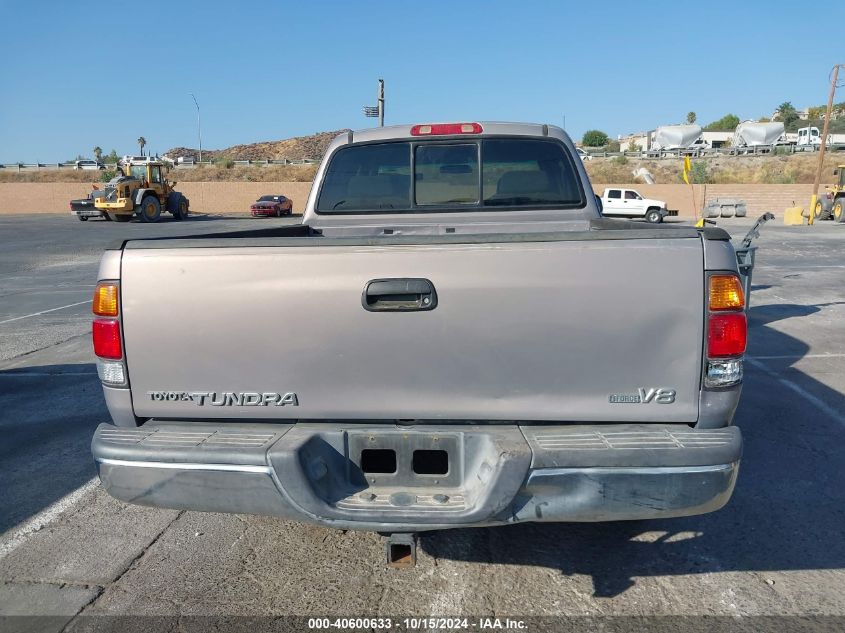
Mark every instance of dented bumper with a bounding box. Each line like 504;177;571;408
92;422;740;532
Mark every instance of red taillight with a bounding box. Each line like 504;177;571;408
93;318;122;359
708;313;747;357
411;123;483;136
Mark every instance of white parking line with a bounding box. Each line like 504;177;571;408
749;353;845;360
0;478;99;560
0;300;92;325
746;358;845;427
0;285;96;294
765;265;845;269
0;371;95;377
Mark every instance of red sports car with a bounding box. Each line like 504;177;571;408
250;194;293;217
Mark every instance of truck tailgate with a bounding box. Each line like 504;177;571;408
121;236;704;422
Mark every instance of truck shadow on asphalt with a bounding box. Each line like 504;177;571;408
0;363;103;535
83;213;252;223
2;303;843;599
421;302;845;597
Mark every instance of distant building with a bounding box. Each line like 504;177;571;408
701;131;732;148
617;132;649;151
771;108;810;121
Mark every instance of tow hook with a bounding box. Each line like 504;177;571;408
385;533;417;568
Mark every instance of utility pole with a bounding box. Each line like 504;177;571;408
363;79;385;127
378;79;385;127
190;93;203;164
809;64;843;225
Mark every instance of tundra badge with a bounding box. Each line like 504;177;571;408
146;391;299;406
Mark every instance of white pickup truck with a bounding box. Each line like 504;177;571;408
600;187;669;223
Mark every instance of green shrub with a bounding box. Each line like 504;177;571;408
678;160;711;184
703;114;740;131
99;170;116;182
691;161;710;183
582;130;609;147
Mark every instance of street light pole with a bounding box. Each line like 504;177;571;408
363;79;385;127
190;93;203;164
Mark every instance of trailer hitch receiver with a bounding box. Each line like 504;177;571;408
385;533;417;568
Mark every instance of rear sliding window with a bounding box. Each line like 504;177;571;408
316;138;583;213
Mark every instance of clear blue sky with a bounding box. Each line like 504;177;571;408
1;0;843;162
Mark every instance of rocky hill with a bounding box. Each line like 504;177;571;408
165;129;350;162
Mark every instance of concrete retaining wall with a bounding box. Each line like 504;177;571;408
0;181;814;217
0;181;315;215
176;182;314;214
0;183;103;214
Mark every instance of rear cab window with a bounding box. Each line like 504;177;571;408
316;137;584;213
607;190;621;199
415;144;478;206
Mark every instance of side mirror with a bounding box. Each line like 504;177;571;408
595;194;603;214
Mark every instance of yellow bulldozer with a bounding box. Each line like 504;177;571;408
813;164;845;223
94;157;189;222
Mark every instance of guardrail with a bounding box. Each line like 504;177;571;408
0;158;321;171
0;163;79;170
5;144;842;170
0;162;120;170
582;143;845;160
227;159;319;167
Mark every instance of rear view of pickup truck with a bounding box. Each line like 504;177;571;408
91;122;746;535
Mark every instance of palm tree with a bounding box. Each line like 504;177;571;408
137;137;146;156
686;112;696;124
92;146;102;161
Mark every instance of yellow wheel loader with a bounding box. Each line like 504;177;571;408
94;158;189;223
814;165;845;223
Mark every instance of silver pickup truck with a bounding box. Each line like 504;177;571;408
90;122;746;546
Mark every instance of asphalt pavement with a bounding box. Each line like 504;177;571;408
0;212;844;632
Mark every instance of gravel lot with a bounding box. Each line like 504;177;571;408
0;213;843;632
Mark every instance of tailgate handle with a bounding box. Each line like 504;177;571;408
362;278;437;312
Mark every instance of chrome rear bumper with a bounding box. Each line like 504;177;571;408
93;422;741;532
